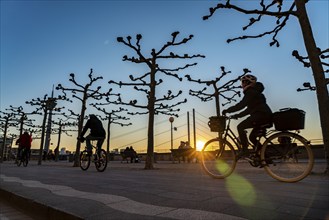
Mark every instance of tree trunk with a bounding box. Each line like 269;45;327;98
74;95;87;167
295;0;329;174
107;115;111;161
145;69;156;169
0;119;9;163
38;109;48;165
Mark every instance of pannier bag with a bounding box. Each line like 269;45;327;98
272;108;305;131
208;116;226;133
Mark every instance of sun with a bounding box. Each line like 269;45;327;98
196;140;205;151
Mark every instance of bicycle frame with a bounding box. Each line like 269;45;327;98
221;117;278;153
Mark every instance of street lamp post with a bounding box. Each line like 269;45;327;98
169;117;174;150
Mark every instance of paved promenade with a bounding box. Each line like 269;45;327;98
0;160;328;220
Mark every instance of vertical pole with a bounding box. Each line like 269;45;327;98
170;122;173;150
107;114;111;161
193;109;196;150
187;111;190;146
0;118;9;163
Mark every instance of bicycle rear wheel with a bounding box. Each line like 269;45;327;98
80;150;91;171
261;132;314;183
201;138;236;178
95;149;107;172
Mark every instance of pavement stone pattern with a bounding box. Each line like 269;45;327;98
0;160;328;220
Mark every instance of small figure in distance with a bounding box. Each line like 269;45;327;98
184;141;192;149
178;141;186;149
129;146;138;163
16;131;32;162
78;114;106;157
222;74;272;158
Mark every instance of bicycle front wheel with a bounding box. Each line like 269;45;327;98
95;149;108;172
201;138;236;179
80;150;91;171
261;132;314;183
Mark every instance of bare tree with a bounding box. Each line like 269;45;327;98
109;32;205;169
294;49;329;91
56;69;116;167
0;106;39;162
0;111;16;162
6;105;38;137
26;94;66;165
186;66;249;116
52;114;78;162
203;0;329;174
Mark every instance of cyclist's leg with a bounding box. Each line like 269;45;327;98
250;114;272;149
96;138;105;156
85;135;93;154
237;118;253;154
249;128;259;148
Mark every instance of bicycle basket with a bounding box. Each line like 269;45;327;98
272;108;305;131
208;116;226;133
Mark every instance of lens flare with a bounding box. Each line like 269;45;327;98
226;174;256;206
196;140;205;151
215;160;256;206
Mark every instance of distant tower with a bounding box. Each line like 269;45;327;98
44;85;56;153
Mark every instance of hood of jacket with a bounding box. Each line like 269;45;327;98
244;82;264;94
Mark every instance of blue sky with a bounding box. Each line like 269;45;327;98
1;0;328;152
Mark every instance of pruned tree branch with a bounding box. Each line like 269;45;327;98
203;0;297;47
186;66;249;115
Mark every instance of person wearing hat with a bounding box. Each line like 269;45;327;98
222;74;272;157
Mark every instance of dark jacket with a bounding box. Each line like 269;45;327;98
81;115;106;138
225;82;272;118
17;132;32;149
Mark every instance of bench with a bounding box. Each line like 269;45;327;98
120;151;139;163
170;148;196;163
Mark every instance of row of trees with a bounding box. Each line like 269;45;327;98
0;31;247;169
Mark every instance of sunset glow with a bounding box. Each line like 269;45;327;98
196;140;205;151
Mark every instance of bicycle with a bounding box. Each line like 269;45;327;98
201;115;314;183
79;140;108;172
17;148;29;167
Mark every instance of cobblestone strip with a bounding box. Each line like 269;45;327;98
1;174;246;220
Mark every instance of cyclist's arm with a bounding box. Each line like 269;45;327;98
80;120;90;138
225;96;248;113
234;108;250;118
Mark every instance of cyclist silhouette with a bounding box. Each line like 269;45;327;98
222;74;272;157
79;114;105;155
